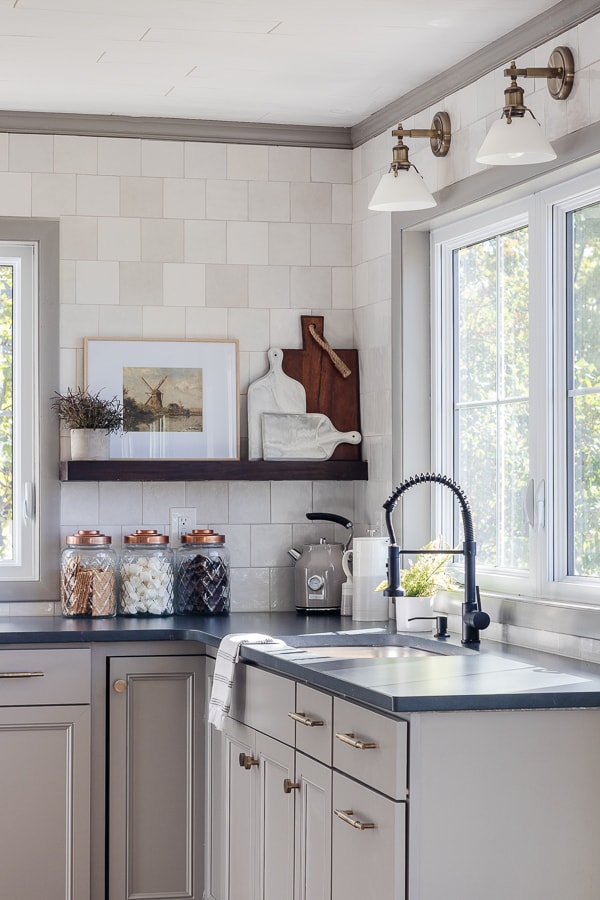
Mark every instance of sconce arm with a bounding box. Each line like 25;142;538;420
502;46;574;100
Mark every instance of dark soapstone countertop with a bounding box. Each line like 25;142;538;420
1;611;600;714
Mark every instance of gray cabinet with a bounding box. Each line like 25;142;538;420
108;655;205;900
223;709;296;900
0;648;91;900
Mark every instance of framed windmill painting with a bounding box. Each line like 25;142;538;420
84;338;240;459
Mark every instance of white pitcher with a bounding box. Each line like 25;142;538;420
342;536;388;621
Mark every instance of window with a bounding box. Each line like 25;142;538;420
454;225;529;572
433;174;600;604
566;202;600;578
0;220;59;602
0;243;38;581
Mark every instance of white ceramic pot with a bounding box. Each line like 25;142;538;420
70;428;110;461
395;595;433;632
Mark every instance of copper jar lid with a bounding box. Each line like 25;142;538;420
124;529;170;545
181;528;225;544
66;529;112;546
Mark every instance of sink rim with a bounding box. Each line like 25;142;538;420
284;630;476;658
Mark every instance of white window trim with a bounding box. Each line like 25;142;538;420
540;170;600;604
0;243;39;581
0;220;59;604
430;173;600;608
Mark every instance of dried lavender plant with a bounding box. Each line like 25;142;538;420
51;387;123;434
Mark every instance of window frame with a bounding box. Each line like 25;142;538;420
430;173;600;607
0;220;59;604
0;242;38;580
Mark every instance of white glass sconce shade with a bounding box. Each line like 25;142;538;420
368;166;436;211
476;113;557;166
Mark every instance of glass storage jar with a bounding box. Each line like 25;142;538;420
119;529;174;616
61;530;117;617
176;529;231;615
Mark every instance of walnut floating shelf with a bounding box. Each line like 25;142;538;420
59;459;368;482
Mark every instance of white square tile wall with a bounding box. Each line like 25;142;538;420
47;132;355;611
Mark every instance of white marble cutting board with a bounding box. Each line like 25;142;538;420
262;412;361;460
247;348;307;459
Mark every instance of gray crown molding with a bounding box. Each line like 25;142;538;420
351;0;600;147
0;109;352;150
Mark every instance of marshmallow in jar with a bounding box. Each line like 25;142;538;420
119;529;174;616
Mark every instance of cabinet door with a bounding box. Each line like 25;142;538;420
223;722;295;900
294;752;332;900
205;658;225;900
224;719;257;900
108;655;204;900
0;704;91;900
332;772;406;900
255;732;295;900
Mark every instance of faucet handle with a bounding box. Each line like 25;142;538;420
470;610;491;630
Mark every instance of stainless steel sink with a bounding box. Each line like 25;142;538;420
286;632;475;660
300;645;435;659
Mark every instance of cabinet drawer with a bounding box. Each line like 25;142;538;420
293;684;332;765
333;697;407;799
332;771;405;900
0;648;91;705
229;664;295;745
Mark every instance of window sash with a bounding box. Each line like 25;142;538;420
0;243;38;582
433;176;600;605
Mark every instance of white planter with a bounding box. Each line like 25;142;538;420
70;428;110;461
395;595;433;632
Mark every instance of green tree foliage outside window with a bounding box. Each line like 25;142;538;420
570;204;600;577
0;264;13;562
454;227;529;572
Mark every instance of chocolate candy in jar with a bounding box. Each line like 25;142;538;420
176;529;230;615
61;530;117;618
119;529;174;616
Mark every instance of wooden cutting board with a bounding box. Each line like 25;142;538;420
281;316;361;461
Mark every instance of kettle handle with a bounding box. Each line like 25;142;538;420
307;512;352;530
307;512;353;551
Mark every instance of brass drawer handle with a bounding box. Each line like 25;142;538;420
238;752;259;770
335;732;377;750
288;711;325;727
283;778;300;794
113;679;127;693
334;809;375;831
0;671;44;679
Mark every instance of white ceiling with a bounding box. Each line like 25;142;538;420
0;0;567;128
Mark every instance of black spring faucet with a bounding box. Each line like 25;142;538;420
383;472;490;646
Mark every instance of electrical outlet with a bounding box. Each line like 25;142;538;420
169;507;196;544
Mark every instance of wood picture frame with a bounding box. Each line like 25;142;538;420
84;337;239;460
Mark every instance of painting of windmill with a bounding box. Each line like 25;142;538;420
122;366;203;433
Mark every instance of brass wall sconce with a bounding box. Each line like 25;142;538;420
368;111;451;211
476;45;575;165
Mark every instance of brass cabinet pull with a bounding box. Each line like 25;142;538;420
334;809;375;831
113;679;127;693
0;671;44;679
238;752;259;770
283;778;300;794
288;711;324;728
335;732;377;750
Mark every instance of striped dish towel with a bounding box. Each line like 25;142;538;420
208;633;287;731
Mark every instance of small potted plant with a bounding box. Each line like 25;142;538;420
51;387;123;460
396;538;455;632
